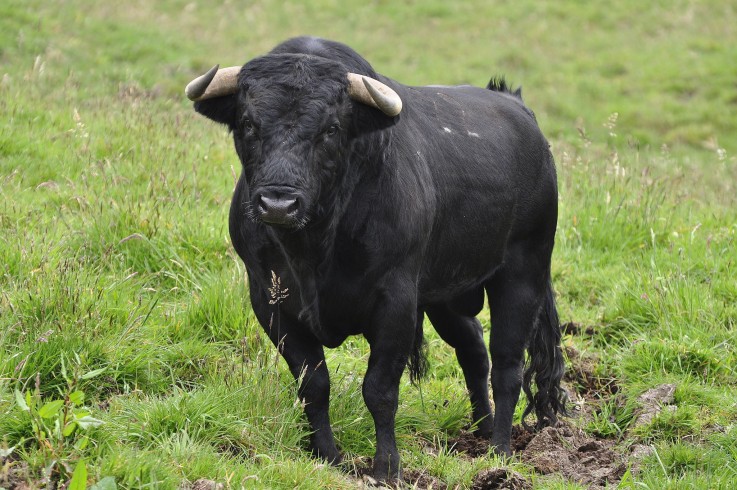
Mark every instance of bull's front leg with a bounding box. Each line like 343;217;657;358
279;334;340;463
252;298;340;464
363;294;416;481
287;340;340;464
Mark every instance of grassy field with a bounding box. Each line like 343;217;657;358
1;0;736;488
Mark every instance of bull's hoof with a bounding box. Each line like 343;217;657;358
363;473;402;488
472;426;493;439
490;442;512;458
370;459;402;485
362;473;402;488
312;445;342;466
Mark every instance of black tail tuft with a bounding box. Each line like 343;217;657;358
486;76;523;100
408;313;429;385
521;280;568;430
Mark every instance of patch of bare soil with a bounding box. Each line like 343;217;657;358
445;424;534;458
0;454;33;490
402;469;448;490
563;343;619;400
520;422;626;489
471;468;531;490
354;337;655;489
447;432;491;458
511;425;535;453
353;460;448;489
444;420;627;488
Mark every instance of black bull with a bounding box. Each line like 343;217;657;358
187;37;567;480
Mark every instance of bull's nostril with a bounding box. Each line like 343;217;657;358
258;196;268;214
286;199;299;215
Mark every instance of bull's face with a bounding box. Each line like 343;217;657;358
235;65;351;229
187;54;402;230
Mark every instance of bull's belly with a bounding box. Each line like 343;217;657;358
418;243;505;306
418;268;496;306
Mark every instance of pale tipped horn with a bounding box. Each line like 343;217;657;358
346;73;402;116
185;65;241;101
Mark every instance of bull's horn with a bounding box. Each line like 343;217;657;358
185;65;241;101
346;73;402;116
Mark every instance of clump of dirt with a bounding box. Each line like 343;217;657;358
471;468;531;490
520;422;626;489
447;432;491;457
511;425;535;452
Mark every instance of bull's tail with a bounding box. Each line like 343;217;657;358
486;76;537;120
408;312;429;385
486;76;523;100
521;279;568;430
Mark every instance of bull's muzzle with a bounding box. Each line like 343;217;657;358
255;186;303;227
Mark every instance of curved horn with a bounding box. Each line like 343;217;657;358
185;65;241;101
346;73;402;116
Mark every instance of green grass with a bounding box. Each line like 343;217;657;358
1;0;736;488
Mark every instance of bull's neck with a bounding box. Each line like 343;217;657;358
267;216;338;324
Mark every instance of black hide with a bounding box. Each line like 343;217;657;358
191;36;567;481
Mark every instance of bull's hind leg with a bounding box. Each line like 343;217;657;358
426;302;493;437
484;243;556;456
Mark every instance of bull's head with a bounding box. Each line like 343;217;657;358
186;56;402;229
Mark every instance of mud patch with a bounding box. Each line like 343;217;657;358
471;468;531;490
520;422;626;489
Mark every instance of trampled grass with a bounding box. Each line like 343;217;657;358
2;0;736;488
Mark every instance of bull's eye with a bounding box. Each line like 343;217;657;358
325;124;339;137
241;117;257;135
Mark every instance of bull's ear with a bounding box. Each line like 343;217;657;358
194;95;237;129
